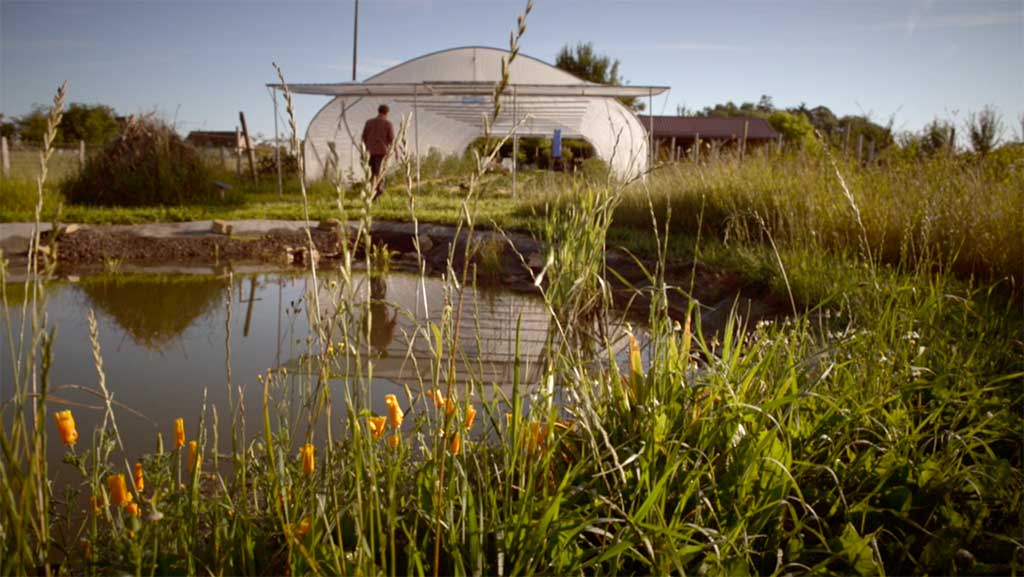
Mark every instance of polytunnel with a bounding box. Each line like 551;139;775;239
268;46;668;185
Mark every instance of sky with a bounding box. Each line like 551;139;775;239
2;0;1022;141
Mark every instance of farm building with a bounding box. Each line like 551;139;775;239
185;130;250;150
270;46;667;183
638;116;780;160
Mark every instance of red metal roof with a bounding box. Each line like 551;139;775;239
637;116;779;140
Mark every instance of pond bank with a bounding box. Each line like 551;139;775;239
1;219;789;337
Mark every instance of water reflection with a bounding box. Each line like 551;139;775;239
79;275;226;350
3;270;635;478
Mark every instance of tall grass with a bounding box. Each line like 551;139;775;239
607;149;1024;285
3;8;1023;576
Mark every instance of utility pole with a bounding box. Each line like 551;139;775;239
352;0;360;81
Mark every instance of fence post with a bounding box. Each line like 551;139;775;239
670;136;676;162
239;111;257;183
843;123;851;158
0;136;8;178
867;140;875;164
741;120;749;161
79;140;86;169
235;126;242;177
856;134;864;164
694;133;701;163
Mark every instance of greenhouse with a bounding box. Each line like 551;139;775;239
269;46;669;185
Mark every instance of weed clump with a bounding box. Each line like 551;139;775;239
62;116;226;206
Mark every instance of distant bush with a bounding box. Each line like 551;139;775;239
578;157;609;182
62;116;224;206
257;148;298;178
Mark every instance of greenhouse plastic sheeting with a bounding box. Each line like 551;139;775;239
278;47;667;182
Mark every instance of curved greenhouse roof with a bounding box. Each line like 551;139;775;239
277;47;667;182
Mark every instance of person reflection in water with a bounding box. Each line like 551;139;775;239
366;275;397;357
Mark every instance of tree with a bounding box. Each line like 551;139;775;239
966;106;1003;155
555;42;644;111
0;114;15;139
920;118;956;156
62;104;120;146
768;111;817;149
17;103;120;146
838;115;894;151
16;106;51;145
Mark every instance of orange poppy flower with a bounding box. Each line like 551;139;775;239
107;474;132;507
174;418;186;449
299;443;315;475
368;416;387;440
384;394;404;428
465;406;477;430
188;441;200;473
54;410;78;445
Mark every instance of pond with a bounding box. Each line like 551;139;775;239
3;270;637;476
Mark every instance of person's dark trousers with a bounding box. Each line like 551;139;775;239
369;154;385;199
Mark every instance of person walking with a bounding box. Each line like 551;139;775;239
361;104;395;199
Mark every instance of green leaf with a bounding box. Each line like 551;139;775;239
839;523;878;577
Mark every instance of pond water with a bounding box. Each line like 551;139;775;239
3;270;636;476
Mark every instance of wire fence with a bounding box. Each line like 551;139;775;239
0;138;265;183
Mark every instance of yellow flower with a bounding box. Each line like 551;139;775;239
125;502;141;517
188;441;200;473
174;418;186;449
384;394;404;428
387;433;400;449
426;389;445;409
295;517;312;539
107;474;132;507
449;432;461;455
368;416;387;440
133;462;144;492
54;410;78;446
465;406;477;430
299;443;315;475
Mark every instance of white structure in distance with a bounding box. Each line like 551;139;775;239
279;47;668;183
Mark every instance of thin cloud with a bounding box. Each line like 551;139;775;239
871;9;1024;32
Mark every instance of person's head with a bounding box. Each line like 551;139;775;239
378;104;389;116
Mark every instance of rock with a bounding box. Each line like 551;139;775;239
212;220;233;235
66;275;80;283
417;235;433;253
289;246;320;266
60;224;81;236
527;252;547;270
318;218;341;231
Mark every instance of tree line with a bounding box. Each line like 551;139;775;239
555;42;1019;156
1;103;120;147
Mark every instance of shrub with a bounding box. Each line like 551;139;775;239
257;148;298;178
62;116;223;206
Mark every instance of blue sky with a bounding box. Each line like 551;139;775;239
2;0;1022;141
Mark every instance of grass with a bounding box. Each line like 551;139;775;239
3;16;1023;575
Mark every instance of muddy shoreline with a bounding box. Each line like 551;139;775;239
2;219;788;336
